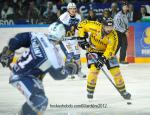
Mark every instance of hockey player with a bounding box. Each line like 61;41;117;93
77;18;131;100
58;2;86;79
0;22;78;115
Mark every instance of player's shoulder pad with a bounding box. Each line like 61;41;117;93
78;20;89;27
89;20;101;26
59;12;69;21
84;20;101;27
111;29;118;35
75;13;81;20
31;32;45;38
78;20;101;27
15;32;32;39
109;29;118;39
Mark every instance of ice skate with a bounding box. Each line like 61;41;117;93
67;75;75;79
120;91;131;100
87;92;93;99
78;71;86;79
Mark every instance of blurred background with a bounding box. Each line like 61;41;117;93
0;0;150;24
0;0;150;63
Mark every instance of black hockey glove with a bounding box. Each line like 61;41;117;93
96;55;107;69
77;37;90;50
0;46;14;67
65;62;78;75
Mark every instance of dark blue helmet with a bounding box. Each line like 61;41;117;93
101;17;114;26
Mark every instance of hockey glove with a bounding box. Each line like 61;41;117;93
96;55;107;69
65;62;78;75
77;37;90;50
0;46;14;67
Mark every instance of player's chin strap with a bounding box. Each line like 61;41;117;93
87;51;127;100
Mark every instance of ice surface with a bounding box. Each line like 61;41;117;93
0;64;150;115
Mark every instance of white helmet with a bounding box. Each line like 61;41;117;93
48;22;66;41
67;2;76;9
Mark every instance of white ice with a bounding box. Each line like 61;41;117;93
0;63;150;115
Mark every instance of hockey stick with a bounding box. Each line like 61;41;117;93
0;54;13;70
87;52;127;99
62;36;77;41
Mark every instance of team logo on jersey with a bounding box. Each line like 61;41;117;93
66;26;75;36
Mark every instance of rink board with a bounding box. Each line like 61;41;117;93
1;24;150;63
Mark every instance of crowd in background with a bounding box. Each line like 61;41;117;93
0;0;150;24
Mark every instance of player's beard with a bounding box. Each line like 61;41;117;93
102;28;111;36
105;30;112;34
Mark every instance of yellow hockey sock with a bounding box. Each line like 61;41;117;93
87;64;99;94
109;67;126;92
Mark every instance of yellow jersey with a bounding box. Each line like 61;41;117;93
77;20;118;59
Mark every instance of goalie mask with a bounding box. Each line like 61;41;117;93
48;22;66;41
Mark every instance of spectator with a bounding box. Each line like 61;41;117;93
139;5;150;20
35;0;43;9
42;1;58;14
0;0;4;12
110;2;119;18
13;0;27;20
114;1;129;64
51;2;58;14
87;9;98;21
56;9;64;17
99;9;111;22
27;1;40;24
80;0;90;3
1;1;14;19
103;9;111;18
42;1;58;24
64;0;72;4
127;3;140;22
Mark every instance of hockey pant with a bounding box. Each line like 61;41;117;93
9;74;48;115
86;53;126;94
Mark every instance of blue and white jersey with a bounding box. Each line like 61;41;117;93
59;12;81;56
59;11;81;37
9;32;65;76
